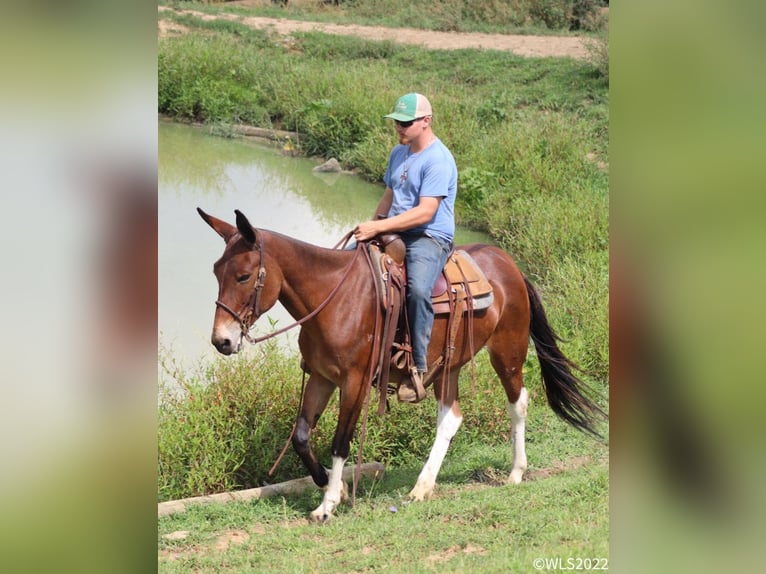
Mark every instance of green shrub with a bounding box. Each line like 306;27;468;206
492;184;607;275
526;0;571;29
341;127;390;182
455;166;505;230
251;0;607;32
292;96;378;159
296;30;399;60
461;0;529;28
158;345;312;501
545;250;609;381
158;34;272;123
586;21;609;81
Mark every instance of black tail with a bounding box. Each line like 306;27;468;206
524;276;607;437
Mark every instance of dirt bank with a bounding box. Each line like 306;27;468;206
158;6;594;60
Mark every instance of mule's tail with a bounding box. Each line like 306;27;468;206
524;276;607;437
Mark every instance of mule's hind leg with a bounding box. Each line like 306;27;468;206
488;344;529;484
506;386;528;484
408;370;462;501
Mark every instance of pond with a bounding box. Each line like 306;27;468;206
159;121;491;368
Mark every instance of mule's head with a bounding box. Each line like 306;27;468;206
198;208;282;355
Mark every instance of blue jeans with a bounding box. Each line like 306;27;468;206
403;233;451;372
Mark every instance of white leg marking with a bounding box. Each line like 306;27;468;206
409;402;462;501
506;386;528;484
310;455;347;522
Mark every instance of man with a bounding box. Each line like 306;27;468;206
353;93;458;403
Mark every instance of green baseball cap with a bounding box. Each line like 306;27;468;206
384;93;433;121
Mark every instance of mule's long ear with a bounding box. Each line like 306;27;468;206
234;209;257;246
197;207;237;243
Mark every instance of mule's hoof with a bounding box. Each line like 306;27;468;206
406;486;432;502
507;468;525;484
309;511;331;523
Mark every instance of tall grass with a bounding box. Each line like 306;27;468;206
158;344;309;501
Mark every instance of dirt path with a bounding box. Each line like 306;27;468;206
158;6;593;60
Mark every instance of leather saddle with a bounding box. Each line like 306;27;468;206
369;234;494;313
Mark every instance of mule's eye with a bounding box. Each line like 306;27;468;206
237;273;251;283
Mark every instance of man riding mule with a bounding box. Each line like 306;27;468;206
198;206;606;523
354;93;457;404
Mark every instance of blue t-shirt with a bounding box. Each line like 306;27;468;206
383;139;457;244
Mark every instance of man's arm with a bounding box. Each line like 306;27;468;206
354;196;441;241
373;187;394;219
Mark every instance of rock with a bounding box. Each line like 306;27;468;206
313;158;342;173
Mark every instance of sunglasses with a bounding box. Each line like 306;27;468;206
394;117;425;128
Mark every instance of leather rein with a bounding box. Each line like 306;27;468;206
214;230;361;347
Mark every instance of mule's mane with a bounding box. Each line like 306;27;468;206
256;229;365;320
264;229;359;284
261;229;354;259
227;228;353;263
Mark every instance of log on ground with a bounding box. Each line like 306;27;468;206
158;462;385;517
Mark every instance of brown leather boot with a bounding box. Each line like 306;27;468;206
397;369;426;403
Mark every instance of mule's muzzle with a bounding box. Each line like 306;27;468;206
212;333;240;355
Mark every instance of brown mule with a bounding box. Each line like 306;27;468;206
198;208;606;521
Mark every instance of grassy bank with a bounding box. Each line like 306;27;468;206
159;458;608;572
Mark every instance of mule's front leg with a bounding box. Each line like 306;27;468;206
409;400;463;501
309;455;349;523
310;386;363;522
293;415;328;488
292;375;335;489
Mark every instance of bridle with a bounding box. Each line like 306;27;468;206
214;229;361;347
214;229;268;345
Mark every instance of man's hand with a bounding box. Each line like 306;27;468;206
353;220;381;242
